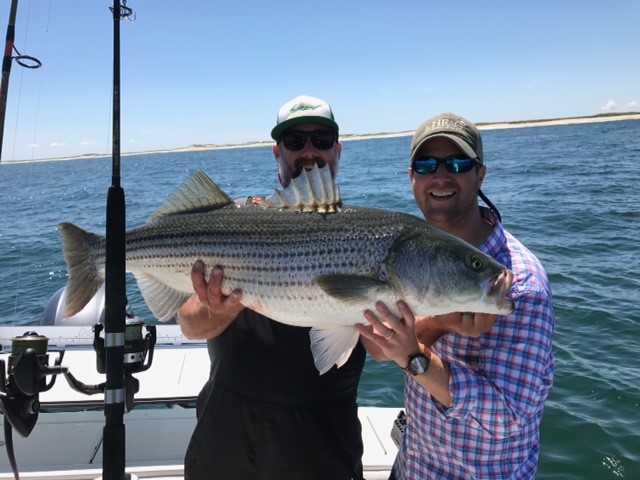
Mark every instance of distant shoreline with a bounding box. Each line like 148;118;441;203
5;112;639;164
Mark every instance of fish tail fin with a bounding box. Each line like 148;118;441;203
58;222;105;317
309;326;360;375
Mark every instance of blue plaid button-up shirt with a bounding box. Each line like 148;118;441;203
393;208;555;479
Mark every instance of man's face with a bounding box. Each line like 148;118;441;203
273;123;342;186
409;137;485;230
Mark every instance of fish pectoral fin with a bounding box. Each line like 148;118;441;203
316;275;390;304
309;326;360;375
135;274;192;323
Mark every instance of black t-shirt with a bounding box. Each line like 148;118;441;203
207;309;366;403
185;311;366;480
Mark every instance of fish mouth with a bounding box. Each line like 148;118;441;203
487;269;515;313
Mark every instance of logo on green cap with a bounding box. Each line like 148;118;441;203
289;104;320;114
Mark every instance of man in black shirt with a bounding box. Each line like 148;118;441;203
180;95;366;480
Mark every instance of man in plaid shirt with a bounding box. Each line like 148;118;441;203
358;113;555;479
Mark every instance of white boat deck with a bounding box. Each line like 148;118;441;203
0;326;400;480
0;406;399;480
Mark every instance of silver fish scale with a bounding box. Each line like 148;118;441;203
120;204;424;323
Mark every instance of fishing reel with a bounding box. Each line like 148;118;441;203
0;318;156;439
0;332;66;438
0;321;155;480
89;317;156;410
0;332;68;480
63;317;157;412
38;284;157;411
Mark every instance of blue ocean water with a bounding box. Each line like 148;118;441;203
1;119;639;478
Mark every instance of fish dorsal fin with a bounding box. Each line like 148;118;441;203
149;170;234;222
265;164;341;212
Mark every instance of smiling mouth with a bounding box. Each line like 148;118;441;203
431;191;454;198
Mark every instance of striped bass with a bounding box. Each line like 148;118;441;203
58;166;514;374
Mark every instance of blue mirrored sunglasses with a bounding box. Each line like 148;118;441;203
411;155;478;174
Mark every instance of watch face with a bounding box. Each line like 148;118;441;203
408;354;429;375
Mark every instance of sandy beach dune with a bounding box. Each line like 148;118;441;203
171;113;640;152
5;113;640;164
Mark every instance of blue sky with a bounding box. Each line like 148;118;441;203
3;0;639;161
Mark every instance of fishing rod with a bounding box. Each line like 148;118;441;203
0;0;42;163
103;0;134;478
0;2;149;479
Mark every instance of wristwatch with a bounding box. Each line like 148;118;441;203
404;352;430;376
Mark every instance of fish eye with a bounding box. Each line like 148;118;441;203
470;255;484;271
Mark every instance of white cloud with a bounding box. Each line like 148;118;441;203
600;100;616;112
27;144;39;149
80;141;96;146
627;101;640;109
50;142;66;147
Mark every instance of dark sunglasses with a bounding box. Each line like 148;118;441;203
411;155;478;175
281;130;337;151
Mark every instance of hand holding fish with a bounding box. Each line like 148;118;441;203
177;262;244;339
416;311;498;341
193;263;243;315
358;301;454;407
357;300;422;369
